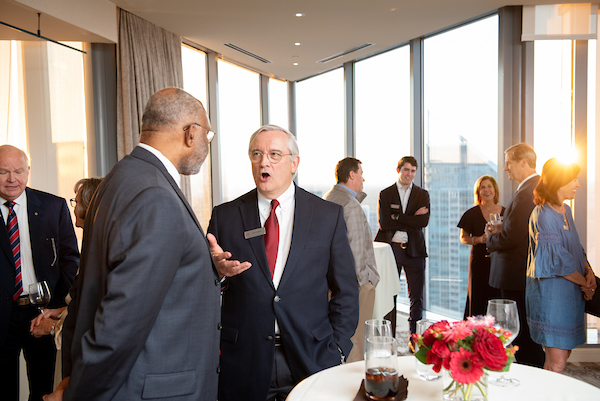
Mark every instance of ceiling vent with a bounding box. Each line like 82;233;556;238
224;43;272;63
316;43;374;64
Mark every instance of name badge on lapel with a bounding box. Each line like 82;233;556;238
244;227;266;239
391;204;400;209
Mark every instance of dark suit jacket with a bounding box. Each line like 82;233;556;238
0;187;79;345
375;183;430;258
62;147;221;401
208;185;359;401
487;175;540;291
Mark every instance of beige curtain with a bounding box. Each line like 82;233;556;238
116;9;184;158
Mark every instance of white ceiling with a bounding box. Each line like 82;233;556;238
1;0;586;81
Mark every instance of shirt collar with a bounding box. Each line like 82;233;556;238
396;181;413;191
0;190;26;208
138;143;181;188
517;173;539;191
257;182;295;211
337;183;357;197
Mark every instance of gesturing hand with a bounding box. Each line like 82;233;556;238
206;233;252;278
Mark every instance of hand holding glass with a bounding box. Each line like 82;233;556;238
486;299;520;387
29;281;51;314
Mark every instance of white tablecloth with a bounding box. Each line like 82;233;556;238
372;242;401;320
287;356;600;400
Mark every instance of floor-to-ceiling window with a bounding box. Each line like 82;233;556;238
422;15;499;319
217;60;261;202
295;68;345;196
355;46;411;237
269;78;289;130
533;39;598;344
1;40;88;236
182;44;212;229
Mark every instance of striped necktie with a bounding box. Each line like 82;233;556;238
264;199;280;278
5;201;22;300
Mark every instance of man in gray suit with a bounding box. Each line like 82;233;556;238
47;88;221;401
324;157;379;362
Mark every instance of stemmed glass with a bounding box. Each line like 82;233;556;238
29;281;51;315
486;299;520;387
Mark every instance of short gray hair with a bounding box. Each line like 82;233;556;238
248;124;299;158
141;88;201;132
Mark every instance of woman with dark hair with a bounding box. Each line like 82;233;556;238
457;175;503;317
526;158;596;373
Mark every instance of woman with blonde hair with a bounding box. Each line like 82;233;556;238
457;175;503;317
526;158;596;373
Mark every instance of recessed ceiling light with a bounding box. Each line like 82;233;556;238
294;42;302;46
293;62;299;66
295;13;305;17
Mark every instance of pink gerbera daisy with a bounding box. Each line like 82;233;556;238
449;348;484;384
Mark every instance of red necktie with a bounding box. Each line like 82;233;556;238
264;199;280;278
5;201;22;300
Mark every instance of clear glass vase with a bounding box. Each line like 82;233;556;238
442;368;488;401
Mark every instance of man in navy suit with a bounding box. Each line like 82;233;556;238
486;143;544;367
375;156;430;338
0;145;79;401
207;125;358;401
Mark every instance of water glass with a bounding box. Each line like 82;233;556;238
365;336;398;400
414;319;441;381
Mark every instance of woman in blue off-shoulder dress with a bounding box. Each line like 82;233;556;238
526;158;596;373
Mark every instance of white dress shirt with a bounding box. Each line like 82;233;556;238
517;173;539;191
138;143;181;188
257;183;295;289
1;191;37;295
392;181;413;243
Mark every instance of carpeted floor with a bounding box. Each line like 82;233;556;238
563;362;600;389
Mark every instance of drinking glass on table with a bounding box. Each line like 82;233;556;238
486;298;520;387
364;319;393;357
29;281;51;314
414;319;441;381
365;336;398;400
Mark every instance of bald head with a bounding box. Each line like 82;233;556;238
0;145;30;201
141;88;204;135
139;88;212;176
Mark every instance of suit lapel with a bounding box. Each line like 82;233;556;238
278;186;311;289
26;188;42;279
239;192;273;286
130;147;219;276
0;205;12;265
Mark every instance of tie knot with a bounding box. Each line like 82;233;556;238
4;201;15;211
271;199;279;210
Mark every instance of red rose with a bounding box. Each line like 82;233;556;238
431;339;450;359
472;328;508;371
422;320;449;347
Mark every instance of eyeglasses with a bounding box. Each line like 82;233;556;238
249;150;293;164
70;198;77;207
183;122;215;143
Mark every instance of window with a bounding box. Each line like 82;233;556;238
269;78;288;129
217;60;261;202
355;46;411;237
295;68;344;197
1;40;88;241
422;16;499;319
182;44;211;229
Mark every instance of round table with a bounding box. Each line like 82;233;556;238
372;242;401;320
286;356;600;400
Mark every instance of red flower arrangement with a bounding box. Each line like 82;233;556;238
413;316;518;400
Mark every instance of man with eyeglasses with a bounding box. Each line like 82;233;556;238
51;88;221;401
207;125;358;401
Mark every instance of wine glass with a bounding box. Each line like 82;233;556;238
486;299;520;387
29;281;51;314
489;213;503;226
